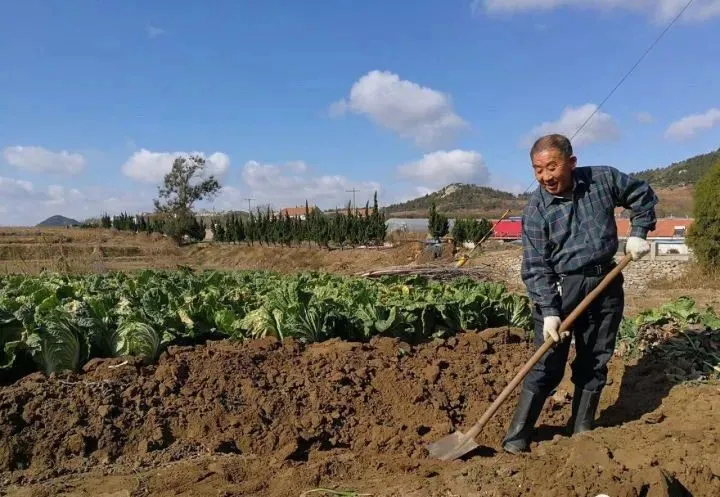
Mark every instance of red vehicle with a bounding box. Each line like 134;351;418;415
491;217;522;240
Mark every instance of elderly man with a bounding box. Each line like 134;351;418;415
502;133;658;454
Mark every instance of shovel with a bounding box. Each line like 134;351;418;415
427;253;633;461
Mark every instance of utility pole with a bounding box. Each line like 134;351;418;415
244;198;255;214
346;188;359;215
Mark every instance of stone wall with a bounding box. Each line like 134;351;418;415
617;259;687;290
475;249;688;291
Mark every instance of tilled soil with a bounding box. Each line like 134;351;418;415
1;329;718;497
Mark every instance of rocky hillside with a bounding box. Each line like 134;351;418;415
383;183;529;218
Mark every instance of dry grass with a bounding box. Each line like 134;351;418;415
182;241;425;275
647;262;720;290
0;227;430;276
385;230;427;243
0;227;180;275
653;186;695;218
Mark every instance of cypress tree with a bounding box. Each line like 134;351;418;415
686;160;720;269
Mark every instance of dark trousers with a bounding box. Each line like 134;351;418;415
523;270;624;396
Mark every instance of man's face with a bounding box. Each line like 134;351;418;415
531;147;576;196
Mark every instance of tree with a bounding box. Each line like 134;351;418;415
186;217;206;242
451;217;492;244
451;219;467;244
686;160;720;270
153;155;221;243
428;201;449;239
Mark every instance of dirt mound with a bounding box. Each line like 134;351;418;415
1;329;718;497
0;329;543;476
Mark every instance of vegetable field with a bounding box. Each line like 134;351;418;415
0;269;532;376
617;295;720;381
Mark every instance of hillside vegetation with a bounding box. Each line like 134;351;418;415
385;148;720;219
384;183;529;218
37;215;80;227
632;147;720;188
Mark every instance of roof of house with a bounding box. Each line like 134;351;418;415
615;217;693;238
487;217;694;239
279;206;314;217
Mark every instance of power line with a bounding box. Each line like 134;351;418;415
517;0;694;197
571;0;694;142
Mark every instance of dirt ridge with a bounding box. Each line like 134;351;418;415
1;329;718;497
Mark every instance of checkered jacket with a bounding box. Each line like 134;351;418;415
521;165;658;317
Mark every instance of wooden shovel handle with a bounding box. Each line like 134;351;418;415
459;253;633;444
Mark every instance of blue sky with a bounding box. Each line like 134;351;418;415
1;0;719;225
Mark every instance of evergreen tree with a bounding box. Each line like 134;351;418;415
428;201;449;239
247;212;256;246
451;218;493;244
212;218;225;242
451;219;467;244
101;213;111;229
235;215;245;243
686;160;720;269
224;215;235;243
187;217;206;241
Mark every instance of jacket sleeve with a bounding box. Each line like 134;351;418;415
609;167;658;238
520;205;561;318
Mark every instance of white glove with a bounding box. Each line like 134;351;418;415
543;316;562;342
625;236;650;260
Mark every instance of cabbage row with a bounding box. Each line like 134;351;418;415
0;270;532;376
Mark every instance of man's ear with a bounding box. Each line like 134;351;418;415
568;155;577;169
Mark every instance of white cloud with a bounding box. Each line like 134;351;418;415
121;149;230;183
635;111;654;124
0;177;155;226
3;146;86;175
396;150;490;190
0;176;39;199
664;108;720;141
474;0;720;22
238;160;382;210
146;25;165;38
286;160;309;173
522;103;620;148
330;70;468;148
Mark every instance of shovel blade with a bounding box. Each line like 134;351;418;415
426;430;479;461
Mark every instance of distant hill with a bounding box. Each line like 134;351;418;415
384;146;720;219
383;183;530;219
631;148;720;188
37;215;81;227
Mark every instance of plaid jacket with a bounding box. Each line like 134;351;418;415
521;165;658;317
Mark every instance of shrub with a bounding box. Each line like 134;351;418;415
686;160;720;269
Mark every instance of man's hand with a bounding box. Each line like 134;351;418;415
543;316;562;342
625;236;651;260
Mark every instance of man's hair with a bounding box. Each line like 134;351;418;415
530;134;573;159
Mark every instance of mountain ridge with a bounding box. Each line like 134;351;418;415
384;147;720;218
630;147;720;188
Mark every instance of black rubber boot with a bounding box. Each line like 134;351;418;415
501;389;547;454
570;389;601;434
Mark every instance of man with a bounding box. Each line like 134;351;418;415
502;133;658;454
